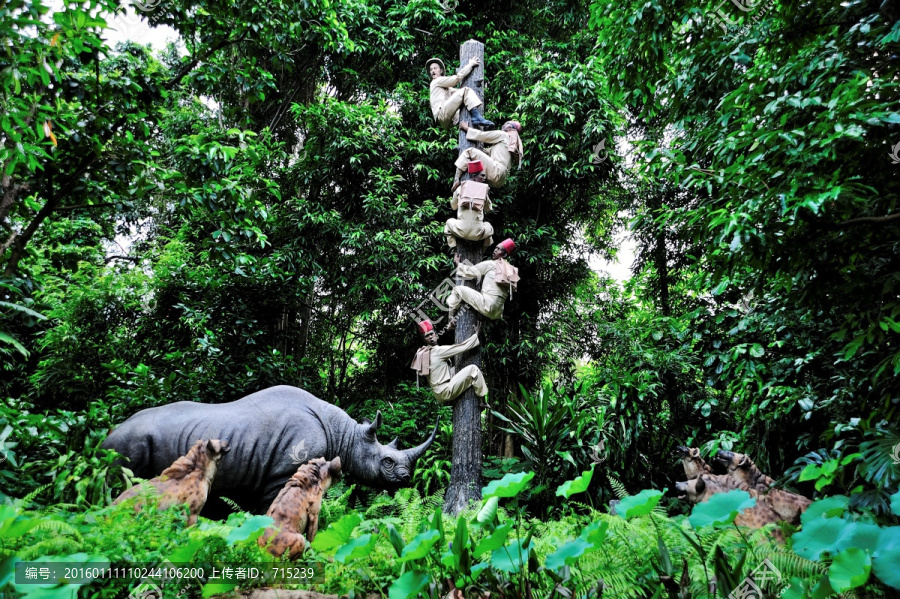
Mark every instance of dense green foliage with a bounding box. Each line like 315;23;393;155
3;0;900;595
3;469;899;598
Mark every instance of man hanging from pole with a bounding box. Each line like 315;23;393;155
410;319;488;404
444;160;494;248
451;121;524;191
447;238;520;322
427;57;495;129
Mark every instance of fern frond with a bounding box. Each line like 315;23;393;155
17;537;82;560
219;497;244;513
608;475;629;499
19;484;52;508
321;483;353;525
30;519;83;542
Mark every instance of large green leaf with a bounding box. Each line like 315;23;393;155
310;513;362;553
873;526;900;589
890;490;900;517
828;547;871;591
474;496;499;527
481;471;535;499
544;518;609;573
225;514;273;545
689;490;756;528
473;522;513;557
801;496;848;525
490;538;534;574
166;537;207;563
545;538;592;571
791;517;846;561
582;520;609;545
794;517;881;561
555;465;594;498
399;529;440;562
780;577;808;599
385;523;406;557
334;533;378;564
452;517;468;555
616;489;664;519
0;506;41;540
202;582;238;598
388;571;430;599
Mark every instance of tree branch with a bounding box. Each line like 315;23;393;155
55;202;119;212
2;30;249;277
838;212;900;226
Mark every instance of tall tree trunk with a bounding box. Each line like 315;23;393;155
444;39;486;516
652;190;670;317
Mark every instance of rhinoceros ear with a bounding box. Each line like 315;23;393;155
365;411;383;439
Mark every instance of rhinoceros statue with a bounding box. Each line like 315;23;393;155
102;385;437;514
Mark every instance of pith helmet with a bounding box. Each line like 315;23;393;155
425;58;445;74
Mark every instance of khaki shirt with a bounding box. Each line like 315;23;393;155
465;129;512;174
430;74;464;118
428;333;480;388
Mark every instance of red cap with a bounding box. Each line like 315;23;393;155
468;161;484;174
506;121;522;132
417;320;434;334
498;239;516;255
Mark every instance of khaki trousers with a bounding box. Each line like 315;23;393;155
454;148;508;187
432;365;488;403
444;217;494;248
435;87;482;129
448;286;505;320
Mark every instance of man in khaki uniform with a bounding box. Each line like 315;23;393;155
427;57;494;129
444;160;494;248
447;239;520;321
410;320;487;404
452;121;524;190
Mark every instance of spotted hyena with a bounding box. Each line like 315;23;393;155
715;450;810;523
714;450;775;493
675;445;713;479
258;456;342;559
113;439;230;526
675;474;785;540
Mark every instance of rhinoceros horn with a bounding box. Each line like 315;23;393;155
404;418;439;461
366;411;383;438
387;437;399;449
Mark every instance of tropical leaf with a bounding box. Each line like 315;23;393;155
556;465;594;498
828;548;871;592
388;571;430;599
616;489;664;519
688;490;755;529
481;471;535;499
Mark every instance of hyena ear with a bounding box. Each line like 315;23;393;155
738;454;749;468
328;456;342;477
696;477;706;494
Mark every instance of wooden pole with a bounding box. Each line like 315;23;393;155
443;39;485;516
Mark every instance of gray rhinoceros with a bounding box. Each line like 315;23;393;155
101;385;437;514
